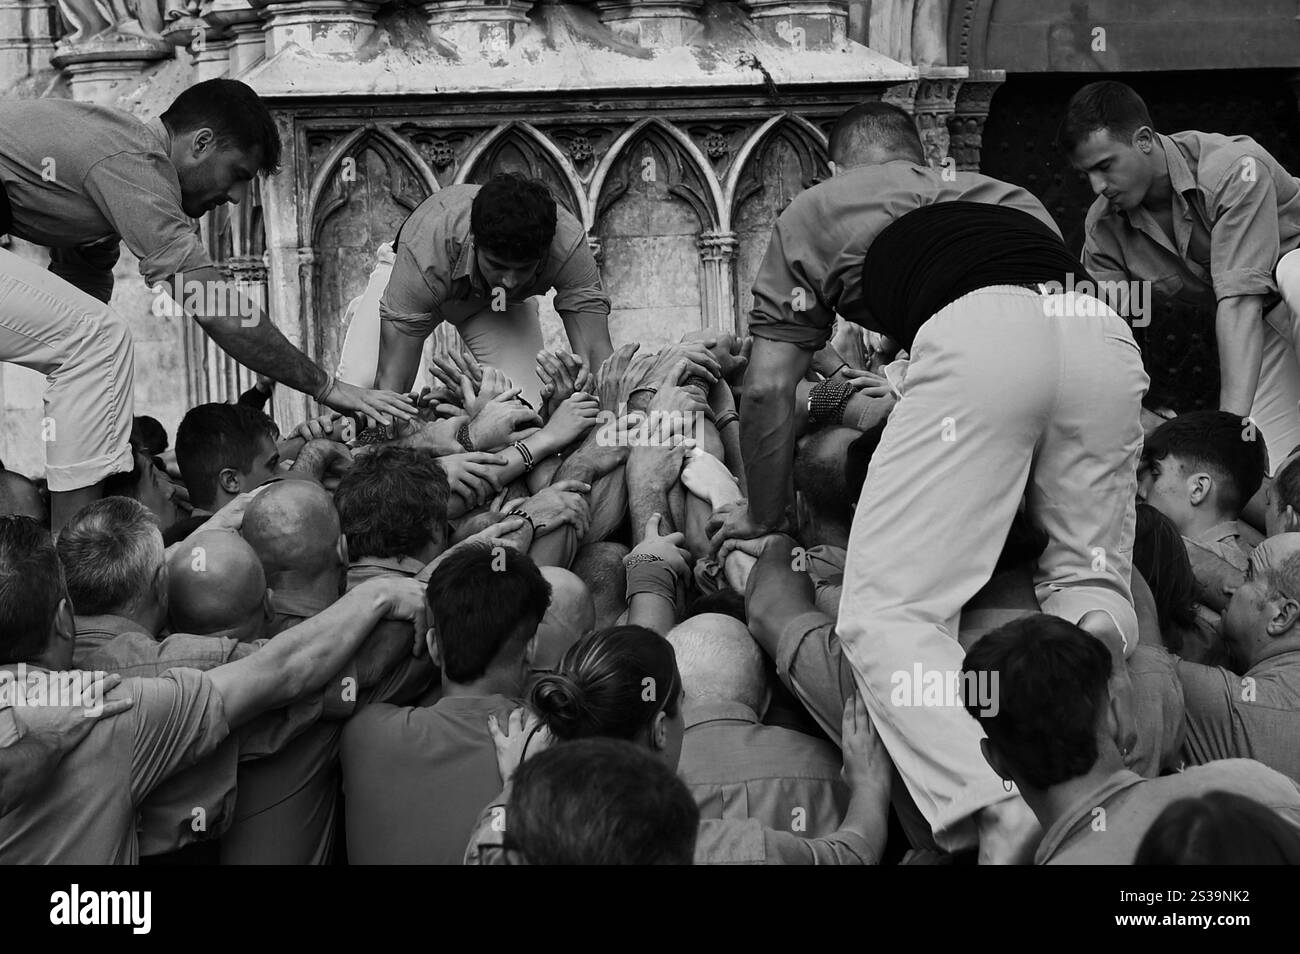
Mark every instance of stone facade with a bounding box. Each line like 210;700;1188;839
26;1;1294;472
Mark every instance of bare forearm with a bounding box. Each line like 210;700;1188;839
748;534;816;654
1216;297;1265;417
196;310;328;398
208;585;390;727
377;322;424;393
836;775;891;863
628;592;677;635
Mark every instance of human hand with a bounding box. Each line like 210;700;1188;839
292;411;354;444
707;502;786;557
467;391;543;450
543;391;601;447
12;672;134;753
840;692;889;790
439;451;508;508
322;380;416;429
681;446;743;509
517;479;592;538
628;512;691;576
488;706;552;785
290;439;354;484
428;347;483;395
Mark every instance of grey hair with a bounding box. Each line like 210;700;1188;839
56;496;164;616
666;614;767;713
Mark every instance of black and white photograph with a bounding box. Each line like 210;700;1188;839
0;0;1293;932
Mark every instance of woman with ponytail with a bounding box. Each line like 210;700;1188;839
466;625;890;865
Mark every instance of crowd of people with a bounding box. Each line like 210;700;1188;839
4;76;1300;864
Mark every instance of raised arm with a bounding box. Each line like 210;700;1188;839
206;576;426;728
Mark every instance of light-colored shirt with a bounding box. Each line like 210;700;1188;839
679;700;846;838
1036;760;1300;864
747;161;1057;351
1178;649;1300;783
1083;130;1300;312
379;183;609;340
0;100;213;285
1184;520;1252;574
0;666;229;864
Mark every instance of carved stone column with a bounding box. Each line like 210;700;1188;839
256;0;385;58
1;0;59;85
740;0;848;52
698;230;738;335
594;0;702;48
421;0;532;64
912;68;962;168
191;0;265;78
947;69;1004;172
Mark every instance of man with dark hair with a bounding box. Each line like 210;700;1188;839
1060;80;1300;468
0;470;47;524
1267;451;1300;535
507;738;700;865
353;173;612;409
0;513;430;862
0;79;413;530
341;542;552;863
1139;410;1268;574
963;613;1300;864
335;445;452;580
169;403;281;544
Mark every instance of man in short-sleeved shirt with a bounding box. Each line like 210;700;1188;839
0;83;415;527
0;667;230;864
1062;81;1300;468
372;178;612;409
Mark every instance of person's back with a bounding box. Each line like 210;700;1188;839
341;693;518;864
341;542;550;864
1043;758;1300;865
667;614;847;836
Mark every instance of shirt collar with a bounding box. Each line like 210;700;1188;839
75;613;153;641
146;117;173;155
269;589;336;621
1196;521;1241;546
349;554;427;577
684;700;760;730
1034;769;1146;864
453;235;479;285
1158;133;1198;197
1248;648;1300;675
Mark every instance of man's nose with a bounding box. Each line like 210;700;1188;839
1089;173;1107;196
228;180;249;205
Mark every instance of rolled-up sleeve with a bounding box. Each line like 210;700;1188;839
127;668;230;804
748;220;836;351
81;153;211;286
379;241;440;339
551;240;610;322
1210;155;1282;301
777;610;855;743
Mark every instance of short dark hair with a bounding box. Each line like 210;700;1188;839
1132;502;1198;648
1144;410;1268;514
1056;81;1155;154
470;173;557;262
425;542;551;684
0;516;66;663
962;614;1112;790
844;420;887;507
507;738;699;865
684;586;746;624
175;403;277;511
828;101;925;166
334;445;449;560
131;416;169;457
1274;453;1300;516
1136;791;1300;865
795;426;857;525
530;625;682;741
161;79;281;174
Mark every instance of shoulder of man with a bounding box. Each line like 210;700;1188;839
1170;130;1281;188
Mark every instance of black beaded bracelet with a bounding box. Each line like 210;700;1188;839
456;420;475;452
808;379;855;425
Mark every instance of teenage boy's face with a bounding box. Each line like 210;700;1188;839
1137;453;1194;529
475;246;542;300
1068;128;1153;213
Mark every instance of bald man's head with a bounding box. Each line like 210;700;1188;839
168;529;268;640
666;613;768;714
828;101;926;170
0;471;47;525
532;567;596;670
242;480;343;586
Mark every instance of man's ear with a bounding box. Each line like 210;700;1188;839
337;533;349;568
649;709;669;753
523;633;537;667
218;467;242;497
827;159;839;177
1133;125;1156;154
1285;506;1300;534
979;737;1007;780
262;588;273;622
427;628;441;666
189;126;216;158
1187;472;1212;507
52;596;76;648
